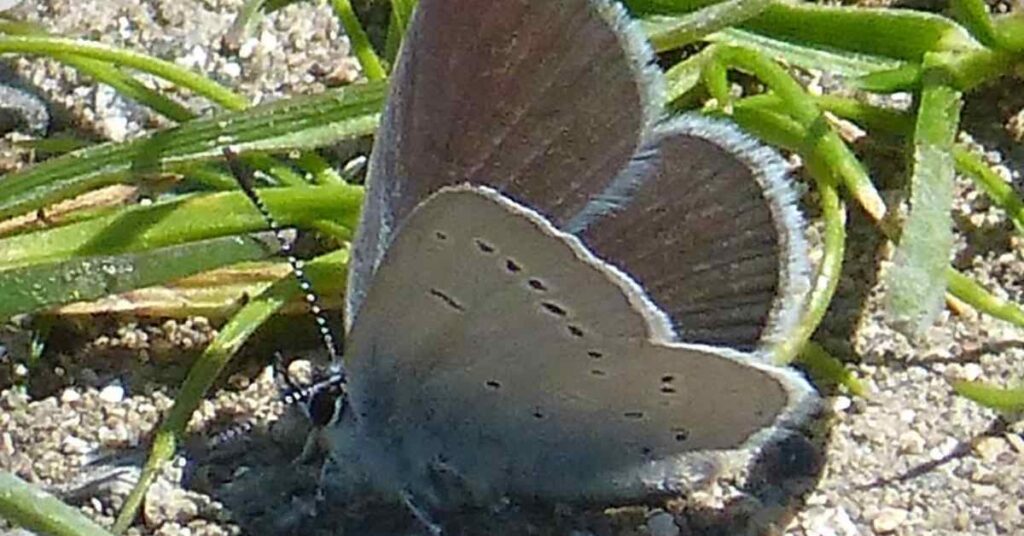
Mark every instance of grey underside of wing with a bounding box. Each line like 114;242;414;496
345;187;814;503
571;116;811;353
345;0;660;329
347;0;809;353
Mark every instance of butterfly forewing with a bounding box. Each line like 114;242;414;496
347;0;661;328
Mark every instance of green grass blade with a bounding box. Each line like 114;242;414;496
0;82;384;220
937;47;1019;91
992;13;1024;52
112;248;349;533
0;185;363;269
663;46;712;107
855;63;924;92
625;0;722;14
742;3;982;61
0;233;280;319
385;0;417;65
799;341;867;396
330;0;386;82
947;268;1024;328
708;28;908;78
952;379;1024;413
713;45;887;220
0;471;116;536
0;35;248;111
886;54;963;337
953;145;1024;234
950;0;1001;49
0;21;194;121
776;174;846;365
640;0;771;52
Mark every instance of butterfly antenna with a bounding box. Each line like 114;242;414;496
221;148;345;368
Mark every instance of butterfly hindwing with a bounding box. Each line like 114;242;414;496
570;116;811;354
339;186;818;504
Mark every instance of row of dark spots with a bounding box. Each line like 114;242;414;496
539;301;586;339
472;237;550;293
472;235;584;338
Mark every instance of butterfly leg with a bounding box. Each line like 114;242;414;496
400;489;444;536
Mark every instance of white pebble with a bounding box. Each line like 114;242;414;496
961;363;984;382
872;507;908;533
898;430;926;454
61;435;94;455
60;388;82;404
99;382;125;403
832;396;852;412
222;62;242;78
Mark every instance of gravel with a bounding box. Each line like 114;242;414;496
2;1;1023;535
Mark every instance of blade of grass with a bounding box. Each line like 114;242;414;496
947;268;1024;327
640;0;771;52
625;0;722;14
385;0;417;64
992;13;1024;52
799;341;867;396
707;27;909;78
0;185;363;269
886;53;963;337
712;45;887;220
222;0;267;52
0;35;248;110
952;379;1024;413
0;233;281;319
0;82;384;220
0;21;194;121
330;0;386;82
52;261;342;318
737;93;916;138
775;173;846;366
0;470;116;536
740;3;983;61
953;145;1024;234
937;47;1019;92
111;248;348;533
294;151;345;185
0;22;357;189
663;46;712;107
855;63;925;93
950;0;1001;49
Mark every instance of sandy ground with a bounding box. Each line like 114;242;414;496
1;1;1023;535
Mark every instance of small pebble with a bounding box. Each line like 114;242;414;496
961;363;984;381
646;511;679;536
897;430;926;454
974;436;1007;462
871;507;908;533
60;388;82;404
61;435;94;455
832;396;852;413
99;382;126;404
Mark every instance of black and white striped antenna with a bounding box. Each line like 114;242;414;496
221;147;345;367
